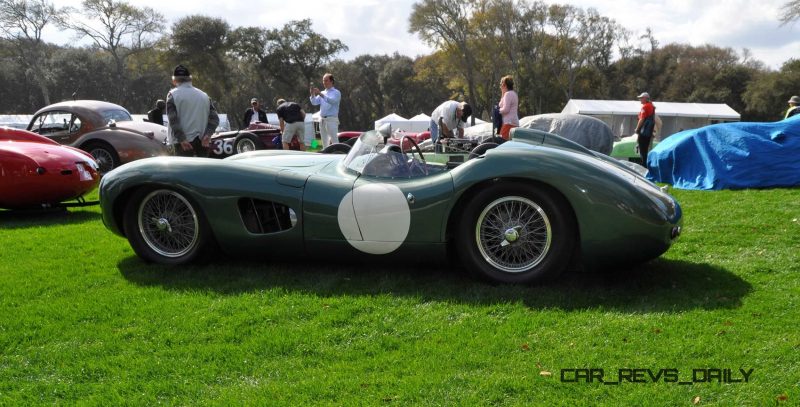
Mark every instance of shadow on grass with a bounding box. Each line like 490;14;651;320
118;256;751;313
0;208;101;229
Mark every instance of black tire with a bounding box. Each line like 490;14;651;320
123;187;211;265
82;141;120;173
344;137;358;147
468;142;499;160
320;143;351;154
234;132;265;154
456;183;576;284
487;136;506;145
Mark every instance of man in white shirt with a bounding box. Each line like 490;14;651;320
429;101;472;153
309;73;341;148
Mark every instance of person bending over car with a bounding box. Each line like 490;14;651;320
276;98;307;151
429;100;472;153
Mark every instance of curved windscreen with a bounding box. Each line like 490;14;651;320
342;130;429;178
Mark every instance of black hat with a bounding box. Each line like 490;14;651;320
173;64;190;77
461;103;472;122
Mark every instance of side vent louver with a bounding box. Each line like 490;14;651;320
238;198;296;234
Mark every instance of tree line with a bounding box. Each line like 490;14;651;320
1;0;798;131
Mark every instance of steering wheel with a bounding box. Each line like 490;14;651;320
399;135;425;164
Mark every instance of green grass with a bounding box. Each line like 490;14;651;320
1;188;798;405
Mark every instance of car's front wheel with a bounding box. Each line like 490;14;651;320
234;132;265;154
123;187;210;264
456;183;576;284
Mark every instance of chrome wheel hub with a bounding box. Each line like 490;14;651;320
137;190;199;258
476;196;552;273
155;217;172;233
501;226;521;247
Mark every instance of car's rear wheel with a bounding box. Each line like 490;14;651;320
82;141;119;173
468;142;499;160
234;132;265;154
123;187;210;264
456;183;576;284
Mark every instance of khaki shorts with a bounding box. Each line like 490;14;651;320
283;121;306;144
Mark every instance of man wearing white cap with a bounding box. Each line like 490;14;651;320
785;96;800;119
634;92;656;163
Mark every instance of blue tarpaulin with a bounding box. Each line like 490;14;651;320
647;115;800;190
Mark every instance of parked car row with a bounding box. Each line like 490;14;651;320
26;100;171;173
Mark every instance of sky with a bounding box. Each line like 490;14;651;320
44;0;800;70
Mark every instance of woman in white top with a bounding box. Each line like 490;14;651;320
498;75;519;140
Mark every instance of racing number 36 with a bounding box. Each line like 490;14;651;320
212;139;234;156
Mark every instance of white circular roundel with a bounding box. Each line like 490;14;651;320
337;183;410;254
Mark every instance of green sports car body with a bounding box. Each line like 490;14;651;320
100;128;682;284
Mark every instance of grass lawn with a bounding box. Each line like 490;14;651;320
0;187;798;405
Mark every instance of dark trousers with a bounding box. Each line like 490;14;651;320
173;137;208;157
637;134;652;164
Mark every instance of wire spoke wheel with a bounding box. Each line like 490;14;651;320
89;147;116;173
236;138;257;153
137;190;200;258
475;196;552;273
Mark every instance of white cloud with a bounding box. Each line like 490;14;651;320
43;0;799;68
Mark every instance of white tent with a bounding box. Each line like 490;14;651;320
562;99;740;140
406;113;431;132
374;113;408;131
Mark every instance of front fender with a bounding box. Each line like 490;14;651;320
450;146;681;264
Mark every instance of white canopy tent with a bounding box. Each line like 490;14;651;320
374;113;409;131
562;99;740;140
407;113;431;132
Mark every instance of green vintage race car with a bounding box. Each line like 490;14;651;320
99;128;682;284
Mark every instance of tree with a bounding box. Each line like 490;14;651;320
263;19;348;91
169;15;230;106
409;0;479;123
780;0;800;25
58;0;165;105
743;59;800;120
0;0;59;105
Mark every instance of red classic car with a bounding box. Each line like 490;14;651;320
0;127;99;209
208;122;307;158
387;130;431;152
28;100;169;173
337;131;363;144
